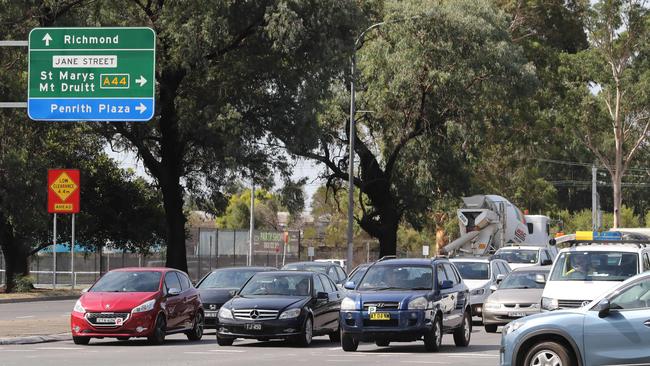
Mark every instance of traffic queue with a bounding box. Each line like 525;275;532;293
69;230;650;365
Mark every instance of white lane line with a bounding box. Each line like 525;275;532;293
184;352;214;355
15;316;35;319
328;347;341;350
36;347;83;350
1;350;34;352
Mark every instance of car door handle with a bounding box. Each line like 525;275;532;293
643;320;650;327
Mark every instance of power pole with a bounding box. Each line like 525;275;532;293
592;164;598;231
249;180;255;266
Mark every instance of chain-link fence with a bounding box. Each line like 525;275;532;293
0;228;429;287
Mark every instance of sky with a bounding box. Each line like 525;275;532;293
105;146;324;212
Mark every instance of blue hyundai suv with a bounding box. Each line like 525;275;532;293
339;257;472;352
501;271;650;366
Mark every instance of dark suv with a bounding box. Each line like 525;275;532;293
339;258;471;352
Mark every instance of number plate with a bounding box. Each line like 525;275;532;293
369;312;390;320
508;312;527;318
245;323;262;331
96;318;121;324
204;311;218;318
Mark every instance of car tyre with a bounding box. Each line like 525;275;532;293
294;316;313;347
185;311;204;341
523;341;571;366
147;314;166;345
484;324;498;333
341;332;358;352
72;336;90;345
453;310;471;347
424;315;442;352
329;325;341;343
216;334;235;346
375;340;390;347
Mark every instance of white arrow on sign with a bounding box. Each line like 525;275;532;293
135;103;147;114
135;75;147;87
42;33;53;46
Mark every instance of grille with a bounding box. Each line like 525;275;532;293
503;303;535;308
363;302;400;310
558;299;589;309
85;312;130;327
363;319;399;327
233;309;279;321
204;303;223;311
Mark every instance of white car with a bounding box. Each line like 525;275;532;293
541;231;650;311
450;257;512;317
315;258;346;268
494;245;557;270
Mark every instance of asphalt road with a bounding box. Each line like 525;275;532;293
0;328;501;366
0;299;74;321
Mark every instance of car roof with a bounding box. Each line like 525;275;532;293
111;267;173;272
209;266;276;272
450;257;492;263
558;244;645;253
375;258;436;266
256;270;317;276
512;265;550;273
284;261;333;267
497;246;543;251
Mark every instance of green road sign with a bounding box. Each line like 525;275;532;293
28;27;155;121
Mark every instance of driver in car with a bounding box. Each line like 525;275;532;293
566;254;591;279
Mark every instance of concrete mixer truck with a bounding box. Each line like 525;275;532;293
440;195;552;256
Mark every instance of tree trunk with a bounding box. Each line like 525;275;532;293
0;213;29;292
160;173;188;272
612;171;622;228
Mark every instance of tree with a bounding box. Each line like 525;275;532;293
295;0;536;257
216;189;294;231
561;0;650;227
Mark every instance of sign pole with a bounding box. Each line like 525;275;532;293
71;213;75;289
52;213;57;289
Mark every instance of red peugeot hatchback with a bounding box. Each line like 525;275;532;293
70;267;204;345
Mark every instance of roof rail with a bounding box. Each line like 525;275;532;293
378;255;397;262
570;240;649;248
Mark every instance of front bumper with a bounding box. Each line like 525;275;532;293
217;317;304;339
483;308;539;325
70;310;157;338
340;310;431;342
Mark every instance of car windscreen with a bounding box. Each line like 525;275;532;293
549;251;638;282
453;262;489;280
496;249;539;264
239;273;311;296
90;271;161;292
197;269;261;289
357;265;433;291
282;264;328;274
348;266;369;284
499;271;546;289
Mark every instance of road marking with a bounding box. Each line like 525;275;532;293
184;352;214;355
36;347;83;350
15;316;35;319
328;347;341;350
1;350;34;352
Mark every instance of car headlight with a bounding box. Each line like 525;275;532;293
73;299;85;313
279;308;301;319
408;297;428;310
503;321;524;335
341;297;356;311
471;288;486;296
218;307;233;319
484;302;502;311
541;297;558;311
132;299;156;313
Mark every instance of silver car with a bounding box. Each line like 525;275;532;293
482;266;549;333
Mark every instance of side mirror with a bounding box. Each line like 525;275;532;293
228;289;238;297
496;274;505;284
167;287;181;297
440;280;454;290
534;274;546;284
549;238;557;246
316;291;329;300
594;299;610;318
541;259;553;266
489;285;498;292
344;281;356;290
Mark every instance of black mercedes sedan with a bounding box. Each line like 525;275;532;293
196;266;275;328
216;271;342;347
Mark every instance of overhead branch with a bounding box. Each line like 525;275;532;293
205;12;267;60
583;131;614;176
623;119;650;173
